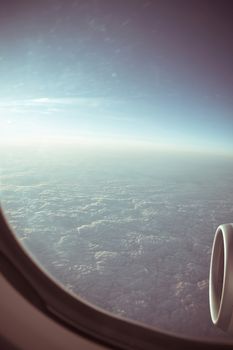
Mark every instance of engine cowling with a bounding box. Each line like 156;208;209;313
209;223;233;332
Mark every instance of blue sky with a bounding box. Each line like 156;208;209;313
0;1;233;155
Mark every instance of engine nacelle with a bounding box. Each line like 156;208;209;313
209;223;233;332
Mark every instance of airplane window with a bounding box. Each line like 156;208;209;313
1;0;233;340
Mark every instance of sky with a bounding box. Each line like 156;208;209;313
0;0;233;155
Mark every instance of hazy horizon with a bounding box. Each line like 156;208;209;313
1;96;233;158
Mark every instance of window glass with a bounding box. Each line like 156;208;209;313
1;0;233;339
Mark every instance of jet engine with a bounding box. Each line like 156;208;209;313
209;223;233;332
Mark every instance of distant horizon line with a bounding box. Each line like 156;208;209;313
0;136;232;158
